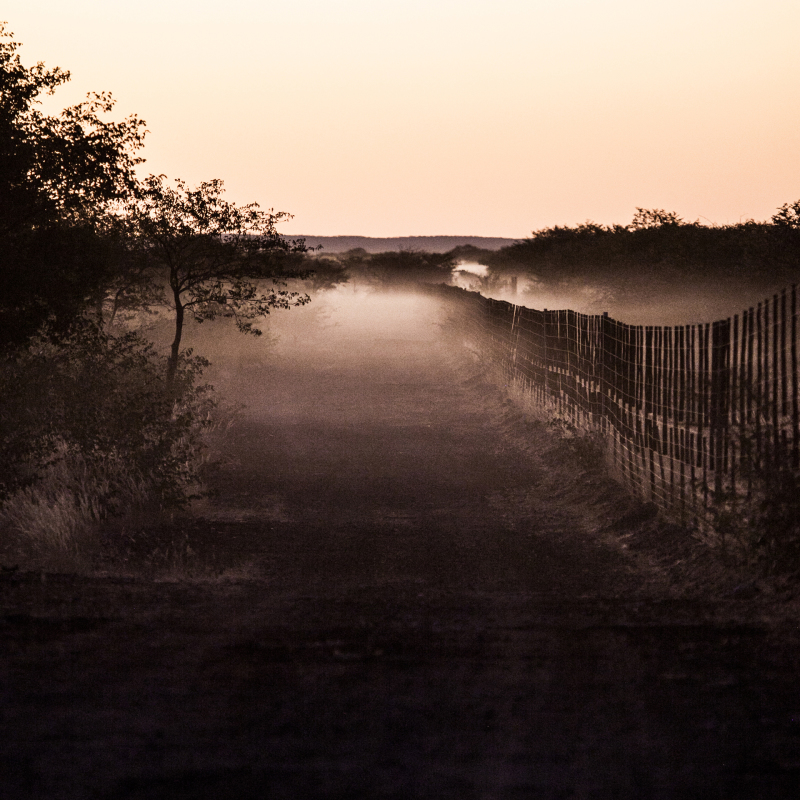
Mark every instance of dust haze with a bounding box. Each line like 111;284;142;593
172;274;778;427
181;286;446;418
6;282;800;799
458;268;781;327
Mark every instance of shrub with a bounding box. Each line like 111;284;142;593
0;442;150;560
710;436;800;575
0;322;216;558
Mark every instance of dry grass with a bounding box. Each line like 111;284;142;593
0;442;151;570
437;326;800;598
0;391;249;577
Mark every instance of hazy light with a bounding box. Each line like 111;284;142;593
455;263;489;278
5;0;800;235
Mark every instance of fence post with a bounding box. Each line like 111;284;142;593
443;283;798;535
597;312;609;428
792;286;799;469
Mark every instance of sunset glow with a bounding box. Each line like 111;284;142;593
6;1;800;236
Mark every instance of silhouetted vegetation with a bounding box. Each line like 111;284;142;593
304;209;800;320
0;322;214;502
321;248;456;288
302;256;351;291
3;21;800;569
118;174;310;385
484;206;800;311
0;320;217;566
291;235;516;254
0;26;308;561
0;23;146;346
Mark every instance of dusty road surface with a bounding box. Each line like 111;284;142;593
2;289;800;799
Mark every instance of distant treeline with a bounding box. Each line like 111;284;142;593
482;207;800;298
310;249;456;289
293;235;518;254
308;207;800;302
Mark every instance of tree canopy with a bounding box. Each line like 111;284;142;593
121;174;310;383
1;24;310;369
0;25;314;536
486;206;800;296
339;248;455;288
0;22;146;344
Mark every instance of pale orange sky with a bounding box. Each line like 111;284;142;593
6;1;800;236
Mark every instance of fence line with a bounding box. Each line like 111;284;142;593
433;284;800;531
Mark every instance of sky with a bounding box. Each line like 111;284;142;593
4;1;800;237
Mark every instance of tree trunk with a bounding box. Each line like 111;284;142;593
167;294;184;388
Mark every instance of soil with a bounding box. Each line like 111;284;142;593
2;290;800;799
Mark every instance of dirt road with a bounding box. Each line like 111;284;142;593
1;290;799;798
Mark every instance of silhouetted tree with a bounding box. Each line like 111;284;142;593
629;208;685;229
772;200;800;229
486;205;800;300
342;248;455;287
122;175;310;384
0;23;146;344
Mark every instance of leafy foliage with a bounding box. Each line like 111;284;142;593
771;200;800;229
0;322;215;508
0;28;316;566
629;208;684;229
486;206;800;303
339;248;455;287
0;23;147;344
120;175;310;382
711;437;800;575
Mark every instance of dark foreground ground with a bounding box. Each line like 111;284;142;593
2;291;800;799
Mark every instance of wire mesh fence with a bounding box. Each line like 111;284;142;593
432;283;800;532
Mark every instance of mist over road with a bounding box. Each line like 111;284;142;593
2;288;799;799
202;288;634;598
